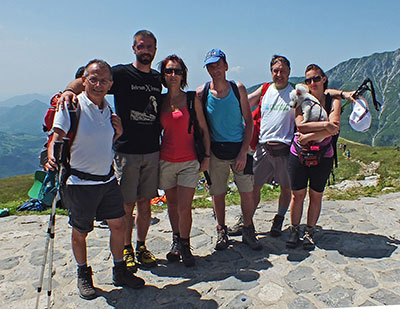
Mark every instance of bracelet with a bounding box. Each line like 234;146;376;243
204;154;211;158
340;91;345;100
63;88;77;94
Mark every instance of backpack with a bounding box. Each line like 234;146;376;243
186;91;212;185
39;93;81;167
249;83;271;150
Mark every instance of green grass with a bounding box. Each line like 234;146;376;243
3;138;400;215
324;137;400;200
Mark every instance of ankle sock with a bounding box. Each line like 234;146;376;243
114;259;124;268
124;244;133;250
136;241;145;251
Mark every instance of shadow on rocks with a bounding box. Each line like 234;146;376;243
314;227;400;258
95;284;218;308
137;238;273;306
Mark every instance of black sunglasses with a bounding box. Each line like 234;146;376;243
164;68;184;75
305;75;322;85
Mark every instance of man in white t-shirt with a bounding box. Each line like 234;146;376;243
45;60;145;300
228;55;295;238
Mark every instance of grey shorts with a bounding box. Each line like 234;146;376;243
209;153;254;196
159;160;200;190
114;151;159;203
253;143;291;188
64;178;125;233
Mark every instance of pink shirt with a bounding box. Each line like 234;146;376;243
160;106;197;162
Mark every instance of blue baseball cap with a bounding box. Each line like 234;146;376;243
203;49;226;67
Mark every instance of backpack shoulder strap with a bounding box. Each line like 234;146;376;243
67;102;81;146
259;83;271;106
186;91;196;134
228;80;242;115
201;82;211;110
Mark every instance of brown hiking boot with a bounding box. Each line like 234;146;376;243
303;226;315;251
242;224;262;251
228;214;243;236
270;214;284;237
215;225;229;250
113;263;145;289
179;238;195;267
77;266;96;300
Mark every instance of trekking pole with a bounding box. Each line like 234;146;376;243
35;140;63;309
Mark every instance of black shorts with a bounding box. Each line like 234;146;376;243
63;178;125;233
288;153;333;193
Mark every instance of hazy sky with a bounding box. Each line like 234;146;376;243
1;0;399;101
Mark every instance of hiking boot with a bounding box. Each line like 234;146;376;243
113;263;145;289
286;225;299;249
77;266;96;300
242;224;262;251
136;245;157;268
215;225;229;250
166;235;181;262
270;214;285;237
228;214;243;236
303;226;315;251
179;238;195;267
123;247;138;272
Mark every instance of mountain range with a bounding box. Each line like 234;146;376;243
1;48;399;177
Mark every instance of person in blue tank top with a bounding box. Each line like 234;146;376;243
196;49;261;251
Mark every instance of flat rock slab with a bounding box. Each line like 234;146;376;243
1;192;400;308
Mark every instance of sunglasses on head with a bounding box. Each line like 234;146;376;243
164;68;183;75
305;75;322;85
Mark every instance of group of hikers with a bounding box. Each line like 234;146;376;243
44;29;355;300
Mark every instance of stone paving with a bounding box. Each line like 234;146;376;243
1;192;400;308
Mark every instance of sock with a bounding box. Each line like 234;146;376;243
114;258;124;268
277;205;289;217
77;262;87;273
180;237;189;245
136;241;145;251
124;244;133;250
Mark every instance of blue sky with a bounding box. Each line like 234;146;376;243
0;0;399;101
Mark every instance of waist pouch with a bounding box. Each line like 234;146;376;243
264;143;290;157
294;143;329;167
211;142;242;160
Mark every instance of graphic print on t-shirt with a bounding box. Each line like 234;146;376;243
129;83;160;123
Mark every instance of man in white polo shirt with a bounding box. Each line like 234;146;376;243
45;59;145;300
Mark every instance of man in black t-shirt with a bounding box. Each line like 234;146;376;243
59;30;161;270
111;30;161;269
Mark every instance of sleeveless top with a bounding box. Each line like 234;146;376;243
160;105;197;162
205;85;244;142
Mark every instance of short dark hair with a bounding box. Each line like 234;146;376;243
75;66;85;79
305;64;328;90
158;54;188;89
84;59;113;80
270;55;291;71
133;30;157;47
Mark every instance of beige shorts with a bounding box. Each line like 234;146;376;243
253;143;291;188
114;151;159;203
209;153;254;196
159;160;200;190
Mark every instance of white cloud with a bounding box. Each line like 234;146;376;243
230;66;243;73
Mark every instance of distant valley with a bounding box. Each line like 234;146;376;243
1;48;400;178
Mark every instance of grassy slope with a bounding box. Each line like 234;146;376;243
2;138;399;215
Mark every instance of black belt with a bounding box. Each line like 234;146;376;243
70;166;114;182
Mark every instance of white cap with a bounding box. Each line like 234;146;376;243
349;96;371;132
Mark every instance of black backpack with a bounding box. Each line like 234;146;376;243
186;91;211;185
